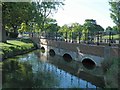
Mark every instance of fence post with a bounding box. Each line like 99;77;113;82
97;31;99;45
55;32;57;41
87;31;90;44
109;31;111;46
65;32;67;42
84;32;86;43
71;32;73;43
78;32;81;44
48;32;50;40
100;32;103;43
111;32;114;43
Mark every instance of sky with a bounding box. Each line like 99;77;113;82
52;0;116;29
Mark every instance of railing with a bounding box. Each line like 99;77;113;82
30;31;120;46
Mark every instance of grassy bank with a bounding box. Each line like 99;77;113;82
102;34;119;40
101;58;119;88
0;38;37;60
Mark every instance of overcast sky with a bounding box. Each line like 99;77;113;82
52;0;116;29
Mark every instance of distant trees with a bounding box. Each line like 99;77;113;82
58;19;104;41
83;19;104;33
44;18;60;33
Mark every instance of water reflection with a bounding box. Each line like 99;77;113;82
2;50;105;89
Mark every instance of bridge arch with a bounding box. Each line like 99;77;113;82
63;53;72;62
49;49;55;57
82;57;96;69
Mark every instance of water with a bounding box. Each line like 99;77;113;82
2;50;105;89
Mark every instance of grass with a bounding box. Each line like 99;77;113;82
102;34;119;39
0;38;36;59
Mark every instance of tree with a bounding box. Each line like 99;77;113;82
2;2;35;34
70;23;83;32
105;26;113;35
0;2;6;42
44;18;59;33
58;24;70;39
112;25;119;33
82;19;104;41
33;0;64;32
83;19;104;33
106;26;112;31
109;1;120;32
69;23;83;40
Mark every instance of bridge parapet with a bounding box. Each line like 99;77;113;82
40;38;119;58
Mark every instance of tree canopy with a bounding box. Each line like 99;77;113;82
83;19;104;33
109;0;120;31
1;1;64;40
32;0;64;32
2;2;35;33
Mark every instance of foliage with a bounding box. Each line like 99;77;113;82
2;2;35;33
81;29;88;41
18;23;28;34
58;20;104;41
2;1;64;40
58;23;83;39
109;1;120;31
112;25;119;33
58;24;70;38
105;26;112;32
32;0;64;32
44;18;60;33
83;19;104;33
101;58;119;88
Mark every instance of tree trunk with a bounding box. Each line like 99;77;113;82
0;25;6;42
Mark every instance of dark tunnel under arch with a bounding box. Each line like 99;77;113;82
82;58;96;69
63;53;72;62
49;49;55;57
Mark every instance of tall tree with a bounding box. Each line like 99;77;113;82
0;2;6;42
33;0;64;32
83;19;104;33
105;26;113;34
109;1;120;32
2;2;35;33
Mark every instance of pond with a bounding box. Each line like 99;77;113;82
2;50;105;89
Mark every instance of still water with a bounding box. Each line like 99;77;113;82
2;50;105;89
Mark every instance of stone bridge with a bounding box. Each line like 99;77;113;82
31;37;119;67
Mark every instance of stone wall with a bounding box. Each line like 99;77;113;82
40;39;119;58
